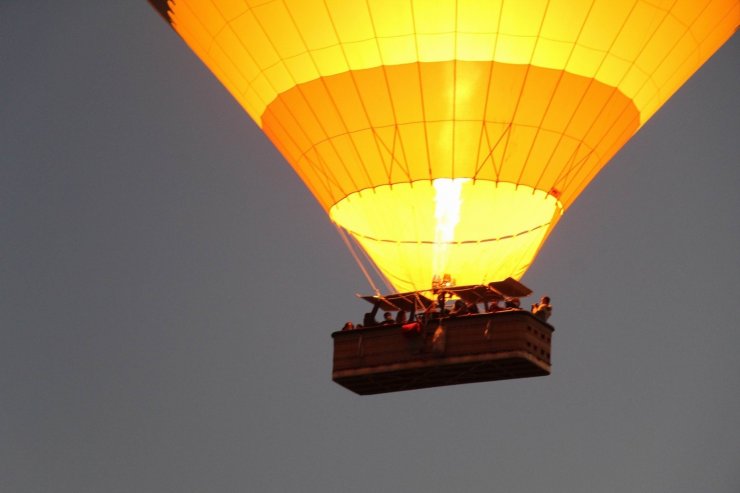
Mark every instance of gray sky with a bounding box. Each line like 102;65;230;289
2;3;739;492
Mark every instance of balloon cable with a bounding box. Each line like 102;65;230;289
359;237;396;295
334;223;382;296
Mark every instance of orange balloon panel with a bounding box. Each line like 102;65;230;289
262;61;639;211
160;0;739;291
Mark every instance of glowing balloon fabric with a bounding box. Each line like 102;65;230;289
155;0;738;292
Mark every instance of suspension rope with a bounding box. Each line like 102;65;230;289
333;223;382;296
359;240;395;295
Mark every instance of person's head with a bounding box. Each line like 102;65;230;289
542;296;551;304
506;297;520;308
383;311;393;320
342;321;354;330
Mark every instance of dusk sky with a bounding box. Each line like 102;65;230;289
2;3;739;492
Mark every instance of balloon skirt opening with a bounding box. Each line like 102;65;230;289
330;181;561;292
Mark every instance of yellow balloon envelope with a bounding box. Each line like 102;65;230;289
151;0;738;292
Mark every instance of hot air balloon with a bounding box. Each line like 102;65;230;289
148;0;738;394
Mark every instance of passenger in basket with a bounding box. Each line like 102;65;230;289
504;297;521;310
362;312;378;327
488;299;503;313
449;299;469;317
382;312;395;324
531;296;553;322
341;321;355;331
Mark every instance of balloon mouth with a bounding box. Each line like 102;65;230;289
329;180;563;291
